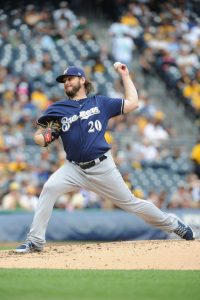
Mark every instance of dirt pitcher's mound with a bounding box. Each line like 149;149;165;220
1;240;200;270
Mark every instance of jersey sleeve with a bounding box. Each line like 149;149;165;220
98;96;124;118
37;103;63;125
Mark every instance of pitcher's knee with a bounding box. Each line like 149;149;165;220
42;180;60;195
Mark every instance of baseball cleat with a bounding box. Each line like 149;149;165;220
173;220;195;240
16;241;42;253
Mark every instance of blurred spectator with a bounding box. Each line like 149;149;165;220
20;185;39;211
55;189;102;210
143;113;169;145
24;4;42;27
7;153;27;173
109;20;129;38
138;138;159;161
71;16;88;36
132;188;144;199
120;9;140;27
92;57;106;74
76;28;96;42
191;139;200;178
108;78;124;98
183;79;200;112
31;84;50;111
148;191;160;207
53;1;78;29
104;131;114;145
187;173;200;207
110;32;135;69
148;190;167;209
168;183;192;208
176;45;199;69
139;47;155;87
1;182;21;210
137;90;157;118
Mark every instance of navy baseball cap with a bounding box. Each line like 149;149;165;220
56;66;85;83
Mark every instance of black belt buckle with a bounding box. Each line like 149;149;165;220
79;155;107;170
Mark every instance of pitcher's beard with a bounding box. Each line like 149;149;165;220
65;82;81;98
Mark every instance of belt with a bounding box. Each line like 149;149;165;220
75;155;107;170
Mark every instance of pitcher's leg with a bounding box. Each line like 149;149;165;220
87;165;178;232
27;162;87;248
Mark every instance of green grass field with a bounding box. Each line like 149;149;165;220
0;247;199;300
0;269;199;300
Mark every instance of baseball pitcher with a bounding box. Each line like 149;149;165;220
16;63;194;253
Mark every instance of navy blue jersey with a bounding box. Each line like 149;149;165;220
38;95;124;162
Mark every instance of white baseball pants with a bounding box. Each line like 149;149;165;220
27;151;178;248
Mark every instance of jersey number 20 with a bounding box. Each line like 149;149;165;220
88;120;102;132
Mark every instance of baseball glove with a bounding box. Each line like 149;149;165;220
37;120;61;147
